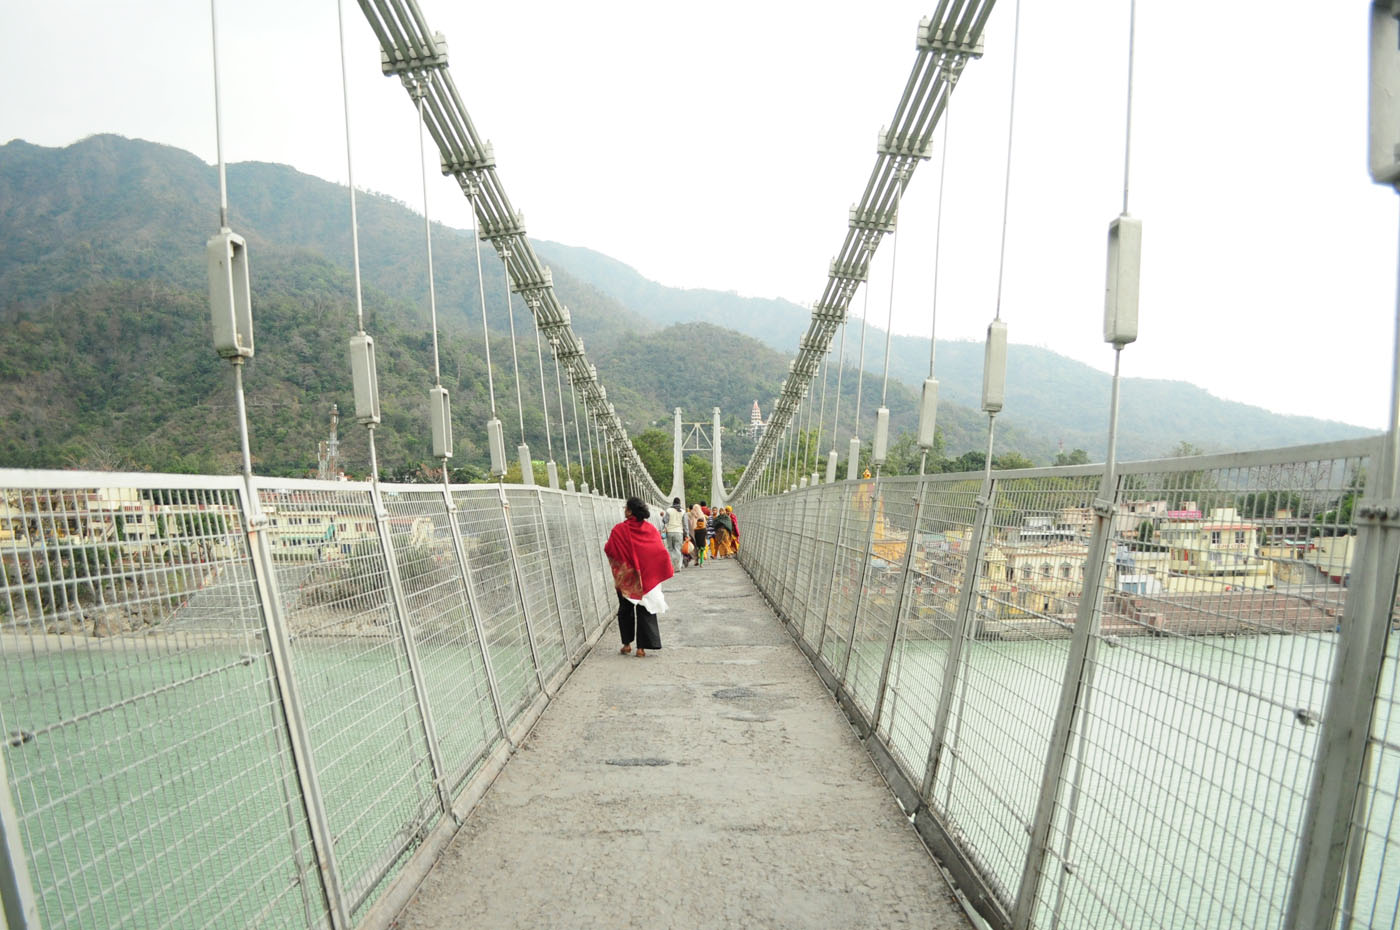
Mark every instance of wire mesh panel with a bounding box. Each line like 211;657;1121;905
379;487;499;793
453;488;541;725
503;489;567;683
786;489;824;631
538;490;587;658
919;474;1099;904
0;475;329;929
877;475;981;784
1030;448;1367;929
845;476;922;720
592;497;621;628
796;487;841;647
821;482;871;675
571;494;607;638
1346;581;1400;930
257;482;438;919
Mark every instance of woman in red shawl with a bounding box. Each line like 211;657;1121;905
604;497;675;657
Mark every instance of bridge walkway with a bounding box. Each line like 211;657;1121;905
392;556;976;929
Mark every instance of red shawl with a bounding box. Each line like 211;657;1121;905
604;517;675;600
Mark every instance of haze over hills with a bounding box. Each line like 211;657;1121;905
0;135;1373;481
532;240;1375;462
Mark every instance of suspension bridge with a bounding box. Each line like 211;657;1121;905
3;1;1400;928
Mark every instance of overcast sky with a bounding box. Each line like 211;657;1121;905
3;1;1397;430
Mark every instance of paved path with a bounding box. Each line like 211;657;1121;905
392;556;975;930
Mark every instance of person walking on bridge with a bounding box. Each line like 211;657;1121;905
604;497;674;657
711;507;736;558
662;497;686;570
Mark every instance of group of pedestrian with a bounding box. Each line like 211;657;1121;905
603;495;742;658
658;498;739;570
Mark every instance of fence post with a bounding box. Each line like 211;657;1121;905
497;485;548;693
870;478;929;735
0;749;39;930
534;487;579;664
919;475;997;801
1285;440;1400;928
241;482;350;930
1010;475;1122;928
370;484;452;816
441;485;511;747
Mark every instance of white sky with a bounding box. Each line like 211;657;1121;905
3;1;1397;429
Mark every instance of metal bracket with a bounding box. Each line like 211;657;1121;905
828;257;870;282
1092;498;1115;518
441;142;495;176
918;20;985;58
878;130;935;160
849;206;896;233
1354;500;1400;523
380;34;449;75
478;212;526;241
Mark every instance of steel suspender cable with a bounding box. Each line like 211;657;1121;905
814;353;830;480
922;102;952;477
469;187;498;416
873;167;908;477
829;312;848;468
852;249;873;445
501;247;527;444
993;0;1022;323
207;0;254;484
568;375;587;488
530;302;553;464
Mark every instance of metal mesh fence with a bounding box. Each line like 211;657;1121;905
1029;450;1366;929
736;437;1392;930
502;489;567;684
0;477;328;929
538;491;587;659
820;482;866;672
877;475;980;782
843;477;922;720
256;483;438;918
452;488;541;726
379;488;500;793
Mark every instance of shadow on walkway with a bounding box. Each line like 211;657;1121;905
393;556;976;930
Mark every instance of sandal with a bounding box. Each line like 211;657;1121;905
635;649;647;658
620;645;632;654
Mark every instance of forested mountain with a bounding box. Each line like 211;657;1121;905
0;135;1370;484
532;240;1375;462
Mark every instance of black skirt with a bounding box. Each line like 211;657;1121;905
616;589;662;650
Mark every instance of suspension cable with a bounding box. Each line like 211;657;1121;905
1122;0;1138;215
829;311;849;457
568;374;587;487
548;339;568;476
412;83;443;389
335;0;366;336
879;167;908;409
530;306;553;461
501;246;527;444
922;99;953;477
851;242;875;440
468;184;498;418
814;351;831;476
210;0;228;232
992;0;1022;321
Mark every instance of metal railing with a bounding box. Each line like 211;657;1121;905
0;470;620;930
738;435;1397;930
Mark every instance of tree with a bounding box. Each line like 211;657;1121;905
994;452;1036;471
1054;448;1090;466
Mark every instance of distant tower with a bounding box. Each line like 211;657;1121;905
317;404;340;480
749;400;765;437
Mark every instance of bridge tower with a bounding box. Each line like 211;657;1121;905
667;408;685;506
710;407;725;507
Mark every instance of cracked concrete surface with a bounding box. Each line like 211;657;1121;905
391;557;974;930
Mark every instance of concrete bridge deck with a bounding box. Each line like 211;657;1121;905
391;556;978;930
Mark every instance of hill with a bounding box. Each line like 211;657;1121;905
532;240;1374;461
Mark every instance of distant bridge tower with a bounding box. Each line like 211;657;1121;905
667;408;685;506
710;407;726;507
317;404;340;480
